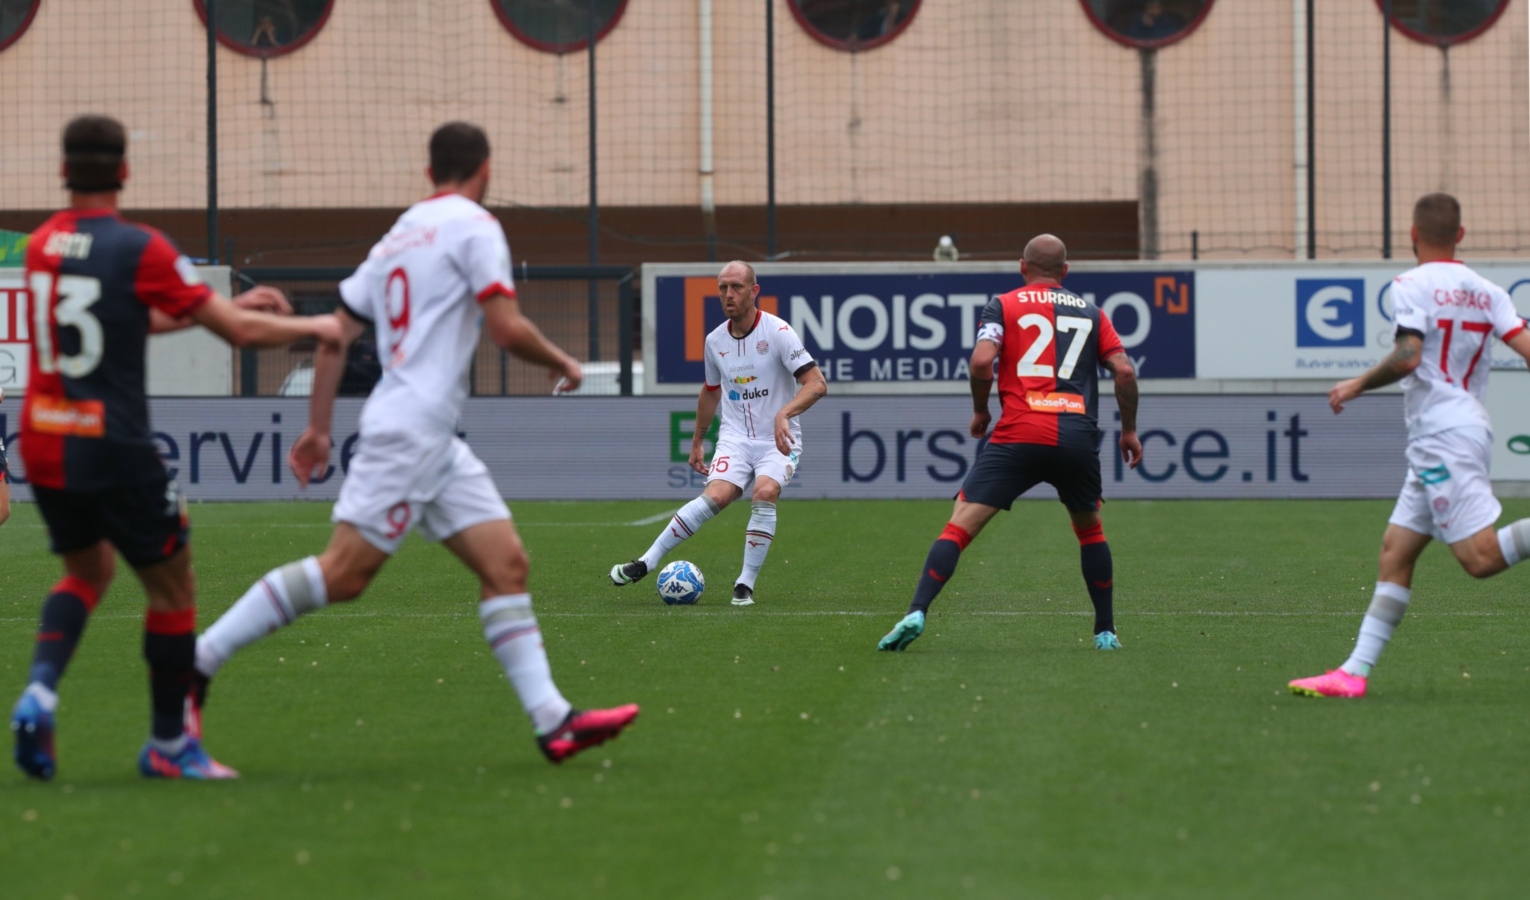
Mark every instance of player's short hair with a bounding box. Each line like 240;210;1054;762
62;114;126;193
429;122;491;185
1413;192;1461;246
720;260;756;285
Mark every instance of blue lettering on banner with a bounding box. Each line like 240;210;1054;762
654;270;1196;385
1296;279;1366;347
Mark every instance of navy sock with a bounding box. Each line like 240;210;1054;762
909;523;972;615
144;609;197;742
1079;538;1115;635
27;577;100;691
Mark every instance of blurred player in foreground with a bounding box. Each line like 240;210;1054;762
879;234;1141;651
12;115;340;780
1290;194;1530;698
609;260;828;605
192;122;639;763
0;387;10;528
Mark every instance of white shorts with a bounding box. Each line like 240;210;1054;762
707;436;801;493
1388;426;1501;545
333;431;510;554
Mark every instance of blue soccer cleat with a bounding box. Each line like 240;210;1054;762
877;611;926;651
12;690;57;781
139;737;239;780
1094;631;1122;651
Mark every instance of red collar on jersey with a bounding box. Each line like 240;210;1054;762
728;309;762;340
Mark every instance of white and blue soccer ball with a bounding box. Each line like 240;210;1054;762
656;561;705;605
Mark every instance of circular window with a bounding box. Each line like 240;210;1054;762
490;0;629;54
1080;0;1213;50
1378;0;1509;48
193;0;334;59
0;0;40;54
788;0;922;53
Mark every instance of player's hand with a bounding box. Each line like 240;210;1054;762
288;428;334;488
970;410;992;439
1119;430;1143;470
551;356;583;394
688;441;711;476
774;414;794;456
309;313;344;350
232;285;292;315
1329;377;1362;414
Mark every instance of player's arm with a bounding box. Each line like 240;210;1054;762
1329;330;1423;414
690;383;722;475
968;339;999;439
150;286;293;334
289;305;368;487
1103;350;1142;469
480;290;582;393
1504;327;1530;366
772;363;827;456
189;292;341;349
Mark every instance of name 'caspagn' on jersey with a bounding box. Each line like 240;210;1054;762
1390;260;1527;441
702;309;817;445
21;210;212;490
977;284;1125;449
340;193;515;437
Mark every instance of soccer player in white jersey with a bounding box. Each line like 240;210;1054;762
610;260;828;605
190;123;638;762
1290;193;1530;698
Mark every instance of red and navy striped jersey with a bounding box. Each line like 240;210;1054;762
21;210;211;490
978;284;1124;448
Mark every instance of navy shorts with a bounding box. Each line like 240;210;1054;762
33;475;189;568
960;442;1102;512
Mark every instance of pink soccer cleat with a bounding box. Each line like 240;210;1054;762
1289;669;1367;698
537;705;640;764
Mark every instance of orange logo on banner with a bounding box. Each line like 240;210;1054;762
29;396;105;437
1153;276;1190;314
1024;391;1086;414
683;277;779;362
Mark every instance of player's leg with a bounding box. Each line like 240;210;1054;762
195;523;387;683
434;467;638;764
612;449;745;585
131;547;235;779
1066;509;1120;649
731;475;780;606
878;495;1002;651
12;488;114;780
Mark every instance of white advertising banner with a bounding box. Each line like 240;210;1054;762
0;395;1458;502
1198;261;1530;379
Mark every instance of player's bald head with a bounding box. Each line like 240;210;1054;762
1413;192;1461;247
720;260;757;286
62;114;126;193
1022;234;1068;279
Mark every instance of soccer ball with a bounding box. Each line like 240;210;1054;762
656;561;705;605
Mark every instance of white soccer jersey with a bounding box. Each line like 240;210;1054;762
703;309;816;445
339;193;514;437
1390;260;1527;441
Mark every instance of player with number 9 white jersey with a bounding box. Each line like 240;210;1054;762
332;193;517;552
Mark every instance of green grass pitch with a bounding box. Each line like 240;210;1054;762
2;497;1528;899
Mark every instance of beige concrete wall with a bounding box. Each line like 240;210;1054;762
1;1;1524;259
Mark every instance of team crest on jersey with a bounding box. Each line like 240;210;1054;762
757;340;769;355
1433;496;1450;515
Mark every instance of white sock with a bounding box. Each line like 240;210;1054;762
1342;582;1411;676
480;594;572;736
640;495;720;571
737;501;777;590
196;557;328;678
1498;519;1530;567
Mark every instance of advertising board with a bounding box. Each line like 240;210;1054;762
643;263;1196;394
0;395;1431;502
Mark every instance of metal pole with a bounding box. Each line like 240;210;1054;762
206;0;219;264
618;273;635;397
766;0;777;260
1381;0;1392;259
587;2;600;361
1306;0;1316;259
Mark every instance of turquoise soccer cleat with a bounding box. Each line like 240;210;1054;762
1094;631;1122;651
877;611;925;651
